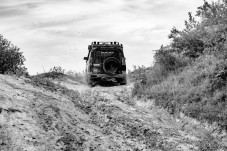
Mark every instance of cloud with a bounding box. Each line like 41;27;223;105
0;1;44;16
79;0;105;3
0;4;33;18
28;15;87;29
0;0;206;74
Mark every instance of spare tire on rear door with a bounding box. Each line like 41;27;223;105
103;57;120;75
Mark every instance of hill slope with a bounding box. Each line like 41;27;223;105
0;74;226;151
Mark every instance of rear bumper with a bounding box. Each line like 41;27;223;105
87;73;126;82
86;73;127;84
89;73;126;78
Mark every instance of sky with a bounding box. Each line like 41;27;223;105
0;0;208;75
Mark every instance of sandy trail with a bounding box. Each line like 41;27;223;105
0;75;226;151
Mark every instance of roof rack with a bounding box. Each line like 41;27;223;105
91;41;120;45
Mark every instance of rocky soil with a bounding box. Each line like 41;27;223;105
0;74;226;151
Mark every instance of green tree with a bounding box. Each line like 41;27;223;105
0;34;26;74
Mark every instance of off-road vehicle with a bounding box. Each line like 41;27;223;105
84;41;127;86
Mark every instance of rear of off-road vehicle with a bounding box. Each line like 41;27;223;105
84;41;127;86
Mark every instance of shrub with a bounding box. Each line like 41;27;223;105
129;50;188;90
49;66;65;74
128;65;147;83
0;34;26;75
131;82;145;98
154;48;188;74
140;55;227;129
129;66;149;98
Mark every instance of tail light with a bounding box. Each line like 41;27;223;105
122;57;126;65
93;67;100;73
92;64;101;73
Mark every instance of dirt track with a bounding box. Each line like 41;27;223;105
0;74;226;151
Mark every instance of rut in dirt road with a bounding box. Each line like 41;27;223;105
0;74;226;151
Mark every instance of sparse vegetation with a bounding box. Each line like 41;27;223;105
49;66;65;74
31;66;86;91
